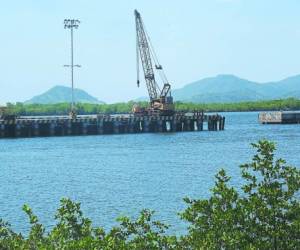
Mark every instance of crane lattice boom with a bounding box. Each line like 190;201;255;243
134;9;174;115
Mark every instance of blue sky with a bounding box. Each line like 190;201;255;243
1;0;300;103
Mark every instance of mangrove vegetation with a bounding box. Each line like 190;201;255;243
3;98;300;116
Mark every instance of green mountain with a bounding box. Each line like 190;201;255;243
25;85;104;104
172;74;300;103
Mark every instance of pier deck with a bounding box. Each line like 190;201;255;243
259;111;300;124
0;113;225;138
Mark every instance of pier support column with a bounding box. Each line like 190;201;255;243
82;122;88;135
122;122;127;134
113;121;119;134
186;120;191;131
221;117;225;130
138;121;143;132
197;119;203;131
158;120;163;132
214;117;218;131
193;120;197;131
60;122;65;136
33;122;39;137
0;123;4;138
67;121;72;135
143;120;150;132
166;121;171;132
213;119;217;131
50;122;56;136
98;120;104;134
209;118;213;131
172;120;177;132
208;118;211;131
26;122;32;137
15;123;21;137
129;120;135;133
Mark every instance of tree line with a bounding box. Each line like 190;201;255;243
1;140;300;249
3;98;300;116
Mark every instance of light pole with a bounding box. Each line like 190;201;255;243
64;19;81;118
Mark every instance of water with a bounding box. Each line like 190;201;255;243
0;112;299;234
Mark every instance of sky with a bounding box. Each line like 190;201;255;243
1;0;300;104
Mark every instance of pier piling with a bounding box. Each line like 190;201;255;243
0;112;225;139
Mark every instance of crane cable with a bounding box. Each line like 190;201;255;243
136;24;140;87
141;19;169;88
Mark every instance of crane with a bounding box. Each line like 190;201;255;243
134;9;174;116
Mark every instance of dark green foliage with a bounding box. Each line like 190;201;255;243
181;170;245;249
181;140;300;249
1;141;300;249
239;141;300;249
175;97;300;112
3;98;300;116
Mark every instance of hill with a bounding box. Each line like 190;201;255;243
171;74;300;103
25;85;104;104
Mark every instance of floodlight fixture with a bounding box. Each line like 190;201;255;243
64;19;80;29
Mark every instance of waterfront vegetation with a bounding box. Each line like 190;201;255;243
3;97;300;115
1;140;300;249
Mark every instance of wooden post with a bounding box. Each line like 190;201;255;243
213;118;217;131
222;117;225;130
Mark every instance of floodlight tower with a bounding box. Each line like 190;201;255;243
64;19;81;118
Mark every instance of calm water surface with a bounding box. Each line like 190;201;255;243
0;112;299;233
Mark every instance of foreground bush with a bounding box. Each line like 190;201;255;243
1;140;300;249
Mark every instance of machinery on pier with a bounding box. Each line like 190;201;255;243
0;106;17;120
134;9;174;116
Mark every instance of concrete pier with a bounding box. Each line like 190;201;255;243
0;112;225;139
259;111;300;124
